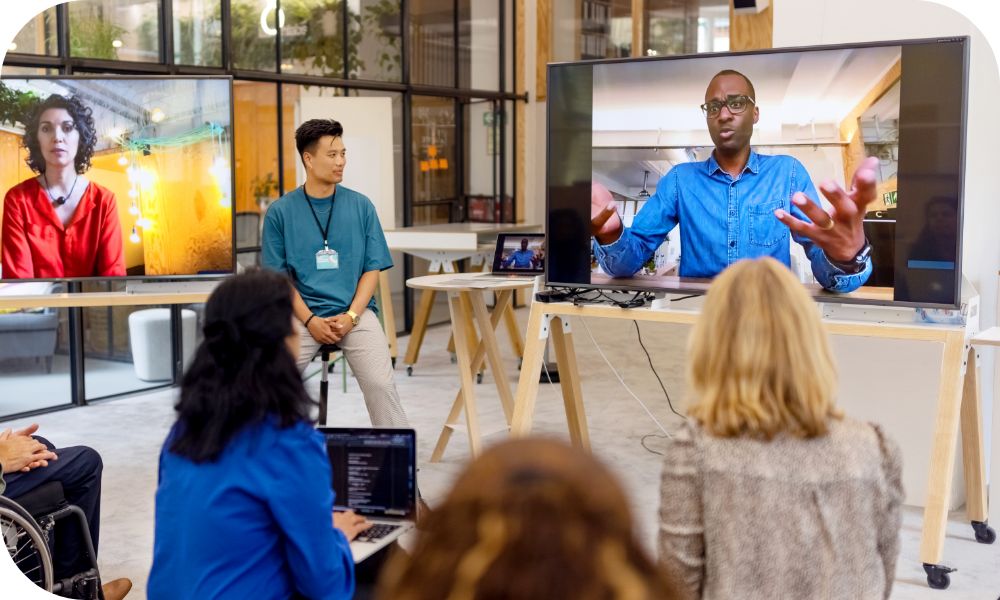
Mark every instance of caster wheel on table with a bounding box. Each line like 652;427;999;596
391;357;397;368
477;372;484;384
923;563;954;590
972;520;996;544
450;353;457;364
406;365;413;376
517;358;523;371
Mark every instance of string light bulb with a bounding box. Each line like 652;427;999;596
117;154;128;166
129;227;140;244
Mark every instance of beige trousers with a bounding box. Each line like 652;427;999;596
295;310;409;427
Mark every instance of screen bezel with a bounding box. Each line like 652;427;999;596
0;74;237;283
544;36;969;310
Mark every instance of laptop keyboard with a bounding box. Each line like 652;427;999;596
356;523;400;543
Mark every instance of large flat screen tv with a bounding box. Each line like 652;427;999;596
0;76;235;281
546;37;968;309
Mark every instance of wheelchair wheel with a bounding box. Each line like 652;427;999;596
0;498;54;592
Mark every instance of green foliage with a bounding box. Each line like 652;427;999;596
251;172;279;198
359;0;402;79
0;82;39;129
69;15;126;60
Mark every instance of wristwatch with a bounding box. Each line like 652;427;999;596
346;310;360;326
829;240;872;274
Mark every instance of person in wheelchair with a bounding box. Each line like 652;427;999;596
0;424;132;600
148;269;371;600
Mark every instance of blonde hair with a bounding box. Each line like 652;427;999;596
376;438;679;600
688;258;841;439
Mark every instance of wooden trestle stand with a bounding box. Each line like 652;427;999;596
509;297;996;590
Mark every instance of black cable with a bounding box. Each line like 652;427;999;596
670;294;699;303
640;433;668;456
633;320;686;420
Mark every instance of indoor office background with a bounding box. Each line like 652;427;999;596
0;0;722;419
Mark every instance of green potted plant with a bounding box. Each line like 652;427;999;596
251;172;280;211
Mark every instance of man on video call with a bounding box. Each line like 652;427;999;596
502;237;538;269
262;118;408;428
591;69;874;293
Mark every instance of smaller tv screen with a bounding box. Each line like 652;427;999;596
0;76;234;281
546;37;967;309
493;233;546;273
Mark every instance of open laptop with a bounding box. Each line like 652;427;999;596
320;427;417;563
487;232;546;278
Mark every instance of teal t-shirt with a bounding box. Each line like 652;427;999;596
262;185;392;318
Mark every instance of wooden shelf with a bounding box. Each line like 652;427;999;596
0;291;211;310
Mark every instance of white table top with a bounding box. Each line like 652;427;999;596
385;222;542;251
406;273;538;292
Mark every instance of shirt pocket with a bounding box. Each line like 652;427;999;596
748;199;789;248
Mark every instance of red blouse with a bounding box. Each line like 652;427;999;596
1;178;126;279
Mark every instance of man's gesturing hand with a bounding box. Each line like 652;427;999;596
591;182;624;246
774;156;878;264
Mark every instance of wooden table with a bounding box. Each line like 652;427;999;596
382;223;541;374
406;273;537;461
509;299;994;590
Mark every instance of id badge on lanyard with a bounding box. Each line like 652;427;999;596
316;248;339;270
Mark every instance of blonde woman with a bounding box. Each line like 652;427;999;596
378;438;680;600
658;258;903;599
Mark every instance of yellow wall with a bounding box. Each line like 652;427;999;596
129;142;232;275
233;82;280;214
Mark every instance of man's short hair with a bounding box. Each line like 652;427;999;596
708;69;756;100
295;119;344;161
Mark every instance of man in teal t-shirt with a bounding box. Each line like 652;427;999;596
262;119;408;427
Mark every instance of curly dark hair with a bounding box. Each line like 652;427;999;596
377;438;682;600
22;94;98;174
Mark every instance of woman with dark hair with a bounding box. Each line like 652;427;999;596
377;438;680;600
147;269;370;600
1;94;125;278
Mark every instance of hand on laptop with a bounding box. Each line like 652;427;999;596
333;510;372;542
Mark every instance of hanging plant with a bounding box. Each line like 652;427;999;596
0;82;39;129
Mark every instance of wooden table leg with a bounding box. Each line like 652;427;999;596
404;288;436;367
469;291;515;423
919;330;968;568
960;346;988;524
431;291;515;462
377;271;397;362
503;301;525;358
510;302;548;437
550;316;589;450
444;291;482;457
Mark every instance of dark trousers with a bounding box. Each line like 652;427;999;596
5;437;103;579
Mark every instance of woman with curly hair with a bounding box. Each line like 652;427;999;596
2;94;125;278
376;438;680;600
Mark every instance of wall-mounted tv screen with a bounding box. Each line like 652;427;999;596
0;76;234;281
546;37;967;308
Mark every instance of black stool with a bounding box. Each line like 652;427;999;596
318;343;341;426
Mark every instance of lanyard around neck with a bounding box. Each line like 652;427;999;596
303;187;335;249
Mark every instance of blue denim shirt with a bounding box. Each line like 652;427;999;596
594;151;871;292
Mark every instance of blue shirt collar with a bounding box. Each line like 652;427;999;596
706;148;760;176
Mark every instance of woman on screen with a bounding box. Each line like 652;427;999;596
657;258;903;599
147;269;370;600
1;94;125;278
377;438;679;600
